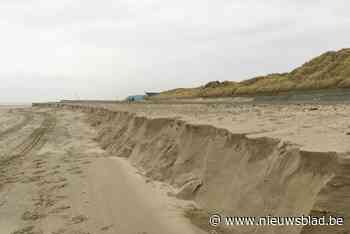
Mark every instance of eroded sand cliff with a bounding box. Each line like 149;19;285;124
50;103;350;234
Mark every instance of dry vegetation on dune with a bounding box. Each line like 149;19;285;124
156;48;350;98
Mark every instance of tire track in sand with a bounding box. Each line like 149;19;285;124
0;111;34;141
0;112;56;189
14;112;56;157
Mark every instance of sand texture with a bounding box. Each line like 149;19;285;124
0;107;203;234
67;102;350;152
2;102;350;233
30;102;349;234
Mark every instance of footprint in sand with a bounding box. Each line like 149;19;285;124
47;170;60;176
47;183;68;193
49;205;71;214
21;210;46;221
71;215;88;224
55;195;68;200
32;161;46;169
11;226;37;234
32;159;43;163
4;176;20;184
42;177;67;185
100;224;113;231
33;194;56;208
32;169;46;175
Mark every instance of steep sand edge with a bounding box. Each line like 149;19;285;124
38;104;350;234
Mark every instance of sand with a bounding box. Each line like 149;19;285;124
0;107;204;234
51;102;350;234
2;102;350;234
72;102;350;153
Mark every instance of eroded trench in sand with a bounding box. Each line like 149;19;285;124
38;103;350;234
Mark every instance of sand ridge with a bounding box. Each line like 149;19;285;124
2;103;350;234
56;103;350;234
0;107;205;234
71;102;350;153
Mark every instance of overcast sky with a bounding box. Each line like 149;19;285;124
0;0;349;102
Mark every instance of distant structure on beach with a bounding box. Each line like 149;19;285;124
145;92;160;97
126;95;145;102
126;92;160;102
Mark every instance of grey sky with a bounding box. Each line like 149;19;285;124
0;0;349;102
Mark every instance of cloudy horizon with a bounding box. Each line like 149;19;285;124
0;0;349;103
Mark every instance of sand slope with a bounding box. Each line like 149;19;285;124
68;102;350;152
54;103;350;234
0;108;203;234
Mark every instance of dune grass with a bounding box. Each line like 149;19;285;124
154;48;350;99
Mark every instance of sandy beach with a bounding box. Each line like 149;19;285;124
0;106;205;234
72;102;350;152
2;1;350;233
1;102;350;234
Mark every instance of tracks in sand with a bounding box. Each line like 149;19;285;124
13;112;56;157
0;111;56;184
0;111;34;141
